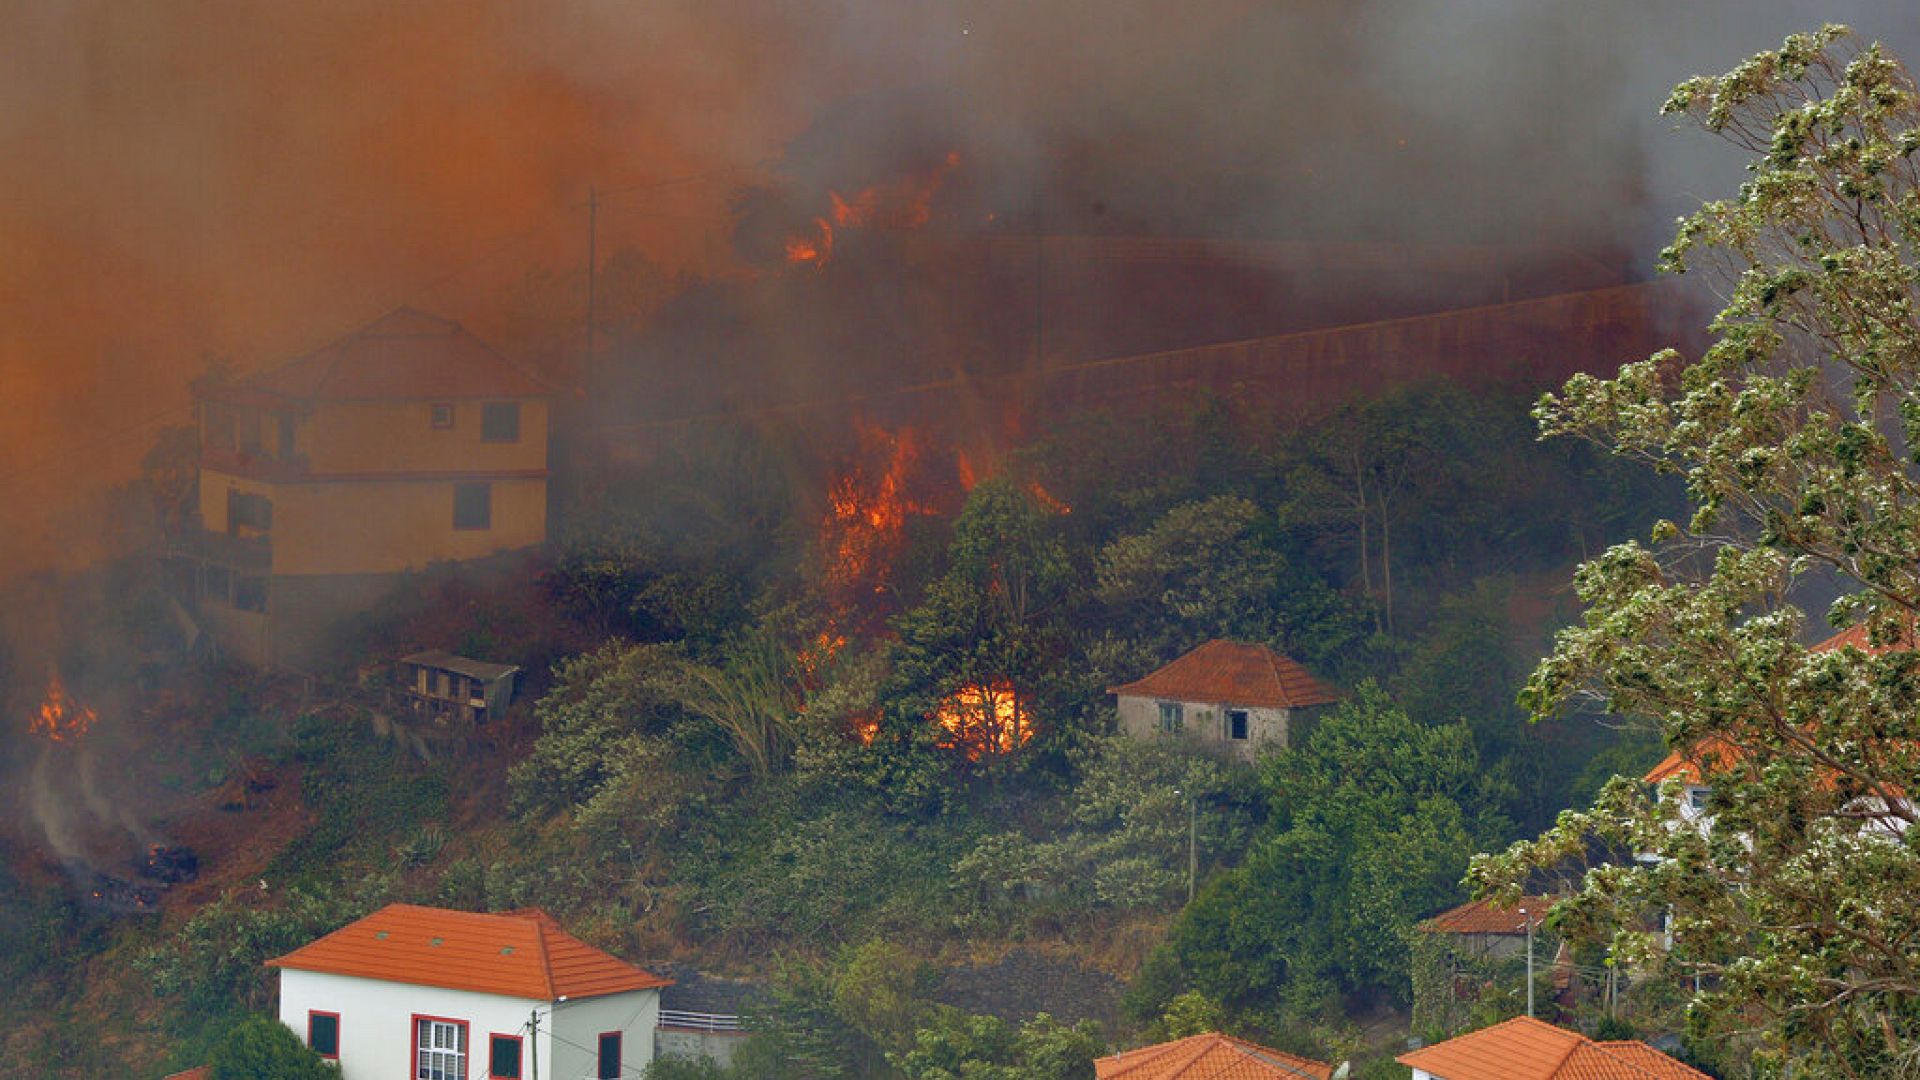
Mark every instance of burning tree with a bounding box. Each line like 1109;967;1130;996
890;477;1076;762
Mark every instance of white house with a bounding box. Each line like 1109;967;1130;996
1109;640;1340;761
269;903;671;1080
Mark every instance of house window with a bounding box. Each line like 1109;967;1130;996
1228;709;1250;741
233;576;268;613
597;1032;622;1079
432;402;455;429
1688;786;1712;812
415;1016;467;1080
1158;701;1183;733
453;483;492;530
228;490;273;533
488;1033;523;1079
203;564;232;604
481;402;521;443
307;1011;339;1059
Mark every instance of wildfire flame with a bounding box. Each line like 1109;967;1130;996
30;670;96;744
953;448;1070;514
932;678;1031;760
785;151;961;268
823;421;934;594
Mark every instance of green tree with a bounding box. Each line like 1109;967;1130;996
1471;26;1920;1073
1141;686;1506;1019
892;1010;1101;1080
207;1014;334;1080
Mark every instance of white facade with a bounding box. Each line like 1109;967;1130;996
1115;694;1299;761
278;968;660;1079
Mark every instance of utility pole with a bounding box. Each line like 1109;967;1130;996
1187;793;1198;902
585;185;599;365
529;1008;540;1080
1522;907;1536;1018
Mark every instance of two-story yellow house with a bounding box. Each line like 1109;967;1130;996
184;308;550;666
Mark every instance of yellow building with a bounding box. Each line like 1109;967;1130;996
184;308;550;666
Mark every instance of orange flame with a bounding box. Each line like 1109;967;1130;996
30;670;96;744
823;422;934;594
784;152;960;267
932;678;1031;760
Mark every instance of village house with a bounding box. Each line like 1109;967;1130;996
268;903;670;1080
179;308;550;668
400;649;520;726
1644;623;1915;840
1397;1016;1708;1080
1095;1031;1333;1079
1109;640;1340;761
1417;895;1558;961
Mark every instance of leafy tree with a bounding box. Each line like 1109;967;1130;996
207;1014;334;1080
1471;26;1920;1073
890;478;1079;760
1096;495;1366;673
1140;686;1507;1019
892;1009;1102;1080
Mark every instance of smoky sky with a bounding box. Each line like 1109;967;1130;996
4;0;1919;572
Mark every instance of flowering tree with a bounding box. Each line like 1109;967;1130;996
1472;26;1920;1075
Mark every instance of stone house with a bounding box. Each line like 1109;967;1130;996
1109;640;1340;761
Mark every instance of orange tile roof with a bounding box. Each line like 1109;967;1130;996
1096;1032;1332;1080
1397;1017;1709;1080
1109;641;1341;710
163;1069;211;1080
268;904;671;1002
1418;895;1556;936
211;308;548;404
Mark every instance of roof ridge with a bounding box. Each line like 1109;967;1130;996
1259;646;1290;708
527;909;557;1001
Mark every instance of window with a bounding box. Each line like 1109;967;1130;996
228;490;272;533
233;576;268;613
1688;786;1712;812
276;413;296;459
453;483;491;530
308;1011;339;1059
481;402;521;443
597;1032;622;1079
1158;701;1183;733
1228;709;1250;741
488;1033;523;1079
414;1016;467;1080
203;564;232;604
432;402;455;429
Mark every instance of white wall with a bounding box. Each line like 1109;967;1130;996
551;989;661;1079
1115;694;1290;760
279;968;546;1079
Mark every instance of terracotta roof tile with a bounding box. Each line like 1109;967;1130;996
1418;896;1556;936
1096;1032;1333;1080
268;903;670;1002
1397;1017;1708;1080
163;1069;211;1080
1109;641;1340;710
212;308;548;404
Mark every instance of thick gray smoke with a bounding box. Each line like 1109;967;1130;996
5;0;1920;572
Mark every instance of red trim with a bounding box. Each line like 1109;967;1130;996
596;1030;623;1080
487;1032;525;1079
306;1010;340;1060
409;1013;470;1080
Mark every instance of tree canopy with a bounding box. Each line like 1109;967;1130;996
1472;25;1920;1075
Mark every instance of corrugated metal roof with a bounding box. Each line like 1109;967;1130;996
1109;640;1340;710
212;308;548;404
1096;1032;1332;1080
268;904;670;1002
402;650;520;682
